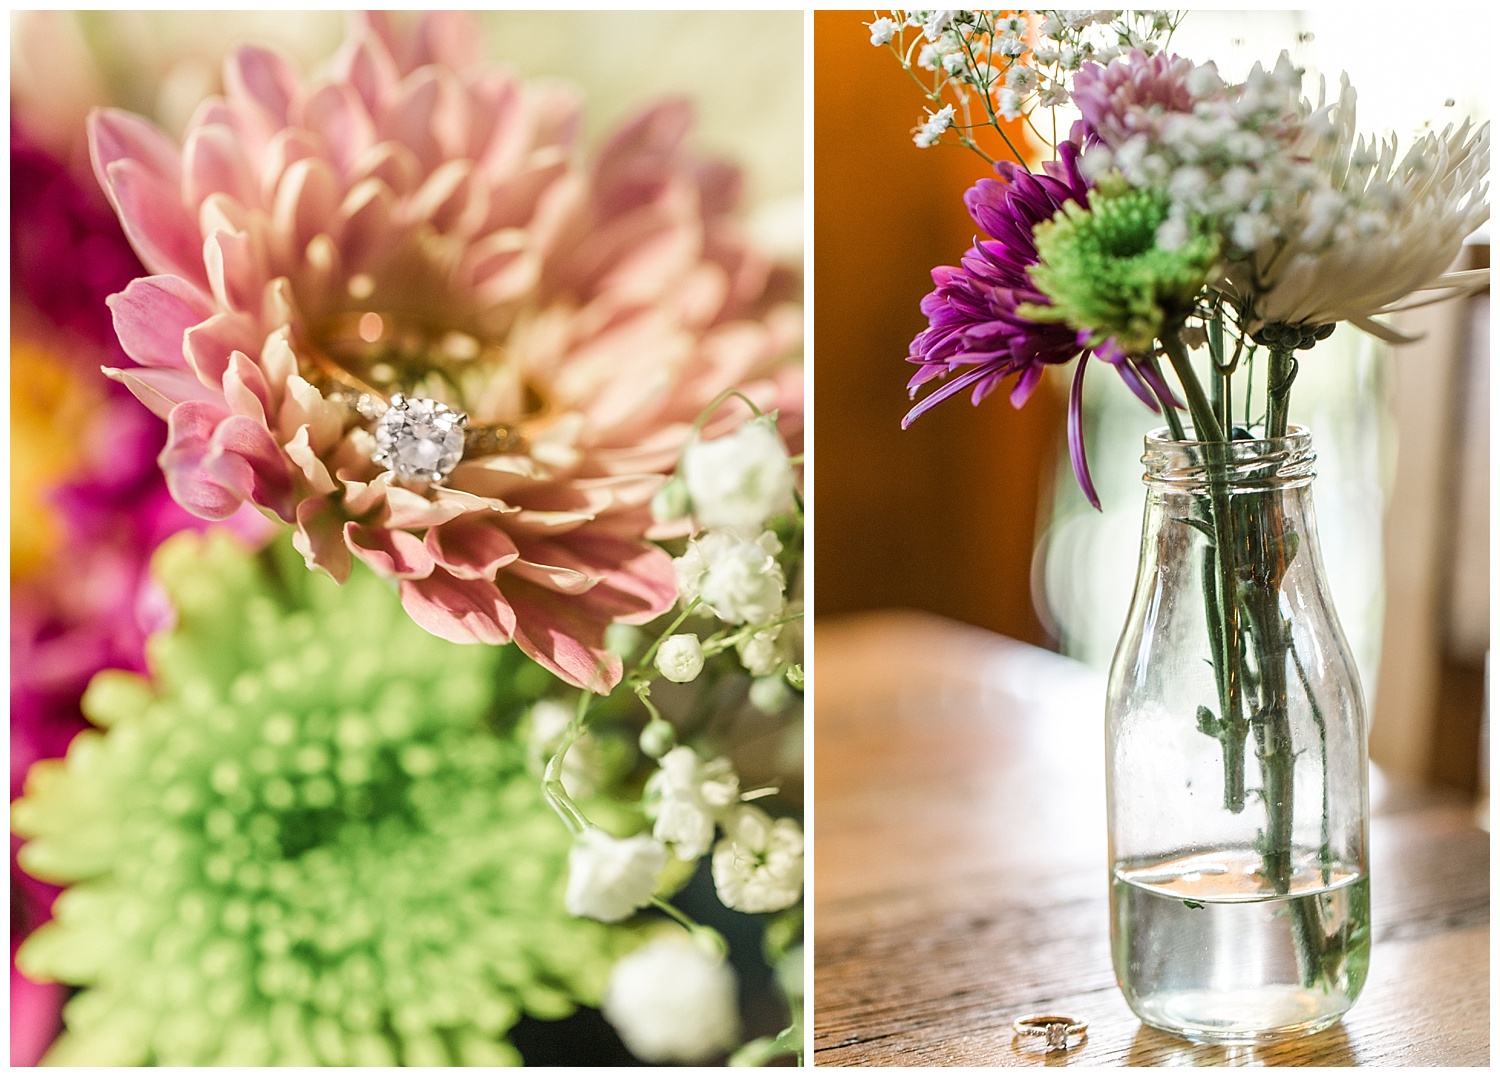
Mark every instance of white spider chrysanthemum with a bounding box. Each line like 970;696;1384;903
1228;76;1490;340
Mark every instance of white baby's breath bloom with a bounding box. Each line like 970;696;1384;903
1230;211;1274;252
639;718;676;760
1038;80;1070;109
565;829;668;923
867;16;897;46
994;32;1027;58
1155;213;1190;252
1187;61;1225;100
1005;64;1037;93
650;476;691;523
1058;44;1080;70
996;88;1024;122
913;103;957;148
711;805;804;914
1033;46;1060;66
749;675;793;714
737;627;785;678
656;633;705;684
676;529;786;626
965;62;1000;88
527;699;602;799
646;746;740;860
1039;13;1065;37
997;13;1029;35
681;420;796;532
602;937;741;1064
922;10;954;42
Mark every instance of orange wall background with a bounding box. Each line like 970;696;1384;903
814;10;1063;646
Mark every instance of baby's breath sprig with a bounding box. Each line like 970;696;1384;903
543;390;804;984
868;10;1184;168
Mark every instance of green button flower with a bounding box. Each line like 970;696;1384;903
13;532;645;1066
1023;176;1221;354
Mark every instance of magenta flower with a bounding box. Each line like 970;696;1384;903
88;13;799;692
903;138;1169;508
11;116;275;1067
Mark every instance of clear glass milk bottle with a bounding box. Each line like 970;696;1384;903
1105;426;1370;1043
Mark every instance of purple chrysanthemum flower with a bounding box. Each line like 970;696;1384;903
903;137;1173;508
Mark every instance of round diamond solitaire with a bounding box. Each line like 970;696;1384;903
371;395;468;484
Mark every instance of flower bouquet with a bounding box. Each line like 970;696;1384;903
11;11;803;1066
873;9;1487;1042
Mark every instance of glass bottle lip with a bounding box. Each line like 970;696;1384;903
1141;424;1317;491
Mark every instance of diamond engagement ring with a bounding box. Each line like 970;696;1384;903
300;319;526;485
1012;1014;1088;1052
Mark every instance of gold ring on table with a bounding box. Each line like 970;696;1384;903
1012;1013;1088;1051
300;345;525;486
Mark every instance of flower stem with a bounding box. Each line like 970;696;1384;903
1266;346;1296;437
1161;325;1245;814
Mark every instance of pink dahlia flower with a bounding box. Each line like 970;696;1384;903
89;12;801;692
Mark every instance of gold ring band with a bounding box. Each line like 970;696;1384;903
1012;1013;1088;1051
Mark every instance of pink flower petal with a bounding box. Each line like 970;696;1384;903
293;497;352;583
507;556;597;595
271;157;342;263
203;229;261;314
183;310;260;388
503;577;622;693
409;159;486;238
380;485;478;530
258;324;300;391
513;528;677;625
159;400;243;520
225;45;299;130
284;425;336;494
183;122;259;211
339;472;391;519
87;107;182;209
223;351;272;425
100;159;206;286
345;522;435;580
205;414;297;522
334;31;401;118
414;11;481;70
107;275;212;369
299;80;377;177
425;515;520;580
258;128;322;206
102;366;226;421
378;69;445;173
399;571;516;645
277;376;344;454
592;98;693;218
468;73;525;176
336;177;403;274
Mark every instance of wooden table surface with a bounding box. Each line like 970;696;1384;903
813;611;1489;1067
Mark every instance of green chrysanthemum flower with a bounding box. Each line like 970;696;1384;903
1023;176;1221;353
13;532;644;1067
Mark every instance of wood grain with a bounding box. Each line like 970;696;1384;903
813;611;1489;1067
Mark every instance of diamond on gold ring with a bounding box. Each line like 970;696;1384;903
371;394;468;484
1012;1013;1087;1052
